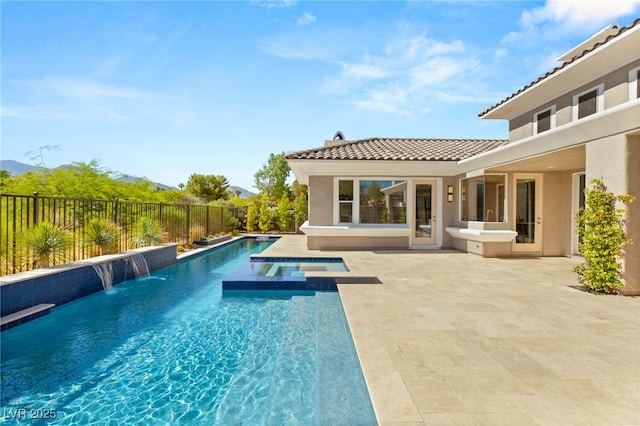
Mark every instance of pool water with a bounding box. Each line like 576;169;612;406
0;239;376;425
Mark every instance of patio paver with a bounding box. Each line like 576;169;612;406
261;235;640;425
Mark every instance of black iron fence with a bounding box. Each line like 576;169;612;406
0;193;247;275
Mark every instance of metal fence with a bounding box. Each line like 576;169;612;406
0;193;247;275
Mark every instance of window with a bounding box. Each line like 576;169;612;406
461;175;506;222
629;66;640;100
338;180;353;223
359;180;406;224
572;84;603;120
335;178;407;224
578;90;597;118
533;106;555;134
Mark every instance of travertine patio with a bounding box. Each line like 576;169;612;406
262;235;640;425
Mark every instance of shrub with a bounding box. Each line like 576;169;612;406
258;194;272;233
278;194;292;232
85;219;120;256
574;178;634;293
20;222;74;268
294;192;308;231
131;217;164;248
246;196;260;233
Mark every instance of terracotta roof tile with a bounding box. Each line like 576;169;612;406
479;17;640;117
285;138;509;161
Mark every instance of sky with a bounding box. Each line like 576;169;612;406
2;0;640;192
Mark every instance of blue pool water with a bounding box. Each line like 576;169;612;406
0;239;376;425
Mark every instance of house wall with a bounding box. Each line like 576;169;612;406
307;236;409;250
308;176;333;226
586;133;640;295
509;60;640;142
541;172;568;256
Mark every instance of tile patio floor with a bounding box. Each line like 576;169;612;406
261;235;640;425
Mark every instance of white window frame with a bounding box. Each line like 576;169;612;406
335;179;355;224
333;177;409;225
572;83;604;121
533;105;556;134
629;65;640;101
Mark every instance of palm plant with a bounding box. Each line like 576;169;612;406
20;221;74;268
131;217;163;248
85;218;120;256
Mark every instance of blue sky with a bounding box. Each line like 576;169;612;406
2;1;640;191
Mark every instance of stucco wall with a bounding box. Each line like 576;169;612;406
509;62;640;142
541;172;566;256
309;176;333;226
586;134;639;295
307;236;409;250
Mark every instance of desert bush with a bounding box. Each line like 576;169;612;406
574;178;634;293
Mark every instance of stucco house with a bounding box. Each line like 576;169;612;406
286;19;640;295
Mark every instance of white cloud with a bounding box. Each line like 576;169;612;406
3;77;165;123
250;0;296;9
23;77;146;102
297;12;316;26
522;0;640;29
322;35;484;115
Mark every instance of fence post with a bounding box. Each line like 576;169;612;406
159;202;163;228
33;192;39;225
113;198;119;224
186;204;191;243
206;205;210;236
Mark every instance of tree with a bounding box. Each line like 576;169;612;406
258;194;272;233
254;153;290;200
2;160;170;203
278;194;292;232
186;174;230;203
574;178;634;293
246;196;260;232
295;191;308;231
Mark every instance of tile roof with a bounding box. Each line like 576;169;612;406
285;138;509;161
479;17;640;117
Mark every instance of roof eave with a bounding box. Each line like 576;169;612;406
480;19;640;120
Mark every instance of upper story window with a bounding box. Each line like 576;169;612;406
572;84;604;120
533;106;555;134
335;178;407;224
629;66;640;100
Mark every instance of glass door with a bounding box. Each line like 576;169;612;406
513;174;542;253
413;180;436;245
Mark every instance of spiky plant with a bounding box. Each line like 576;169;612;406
85;219;120;256
20;222;74;268
131;217;163;248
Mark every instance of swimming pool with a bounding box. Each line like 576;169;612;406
0;238;376;425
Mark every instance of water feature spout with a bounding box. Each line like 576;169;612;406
92;262;114;292
127;254;150;279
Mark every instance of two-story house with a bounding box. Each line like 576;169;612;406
286;19;640;295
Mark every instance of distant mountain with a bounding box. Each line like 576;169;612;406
1;159;255;198
0;160;38;175
229;186;255;198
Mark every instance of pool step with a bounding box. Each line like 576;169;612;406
1;303;55;331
